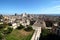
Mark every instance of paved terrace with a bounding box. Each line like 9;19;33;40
31;27;41;40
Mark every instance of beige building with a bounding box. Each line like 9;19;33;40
20;19;30;27
32;19;46;29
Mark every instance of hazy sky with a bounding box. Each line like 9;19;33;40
0;0;60;15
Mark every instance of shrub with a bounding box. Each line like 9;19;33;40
40;30;60;40
0;32;3;40
0;24;4;29
8;23;12;26
41;29;50;37
3;27;13;34
24;26;33;31
17;24;24;29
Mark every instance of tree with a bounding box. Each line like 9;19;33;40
3;27;13;34
17;24;24;29
0;23;13;40
30;20;35;25
0;14;3;22
0;14;3;19
8;23;12;26
0;24;4;29
40;29;50;37
0;32;3;40
24;26;33;31
15;13;17;16
40;29;60;40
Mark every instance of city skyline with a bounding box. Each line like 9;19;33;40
0;0;60;15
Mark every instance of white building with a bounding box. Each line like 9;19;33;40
22;13;27;17
10;23;19;29
20;19;30;27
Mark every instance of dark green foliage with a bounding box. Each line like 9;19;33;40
39;29;60;40
0;24;4;29
30;21;35;25
40;33;60;40
0;14;3;22
45;21;53;27
0;14;3;19
15;13;17;16
0;24;5;40
0;32;3;40
3;27;13;34
8;23;12;26
17;24;24;29
24;26;33;31
41;29;50;37
0;24;5;32
0;24;13;40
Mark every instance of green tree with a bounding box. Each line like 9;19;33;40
0;14;3;19
17;24;24;29
0;24;13;40
15;13;17;16
3;27;13;34
0;32;3;40
8;23;12;26
41;29;50;37
24;26;33;31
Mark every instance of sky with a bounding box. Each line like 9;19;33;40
0;0;60;15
